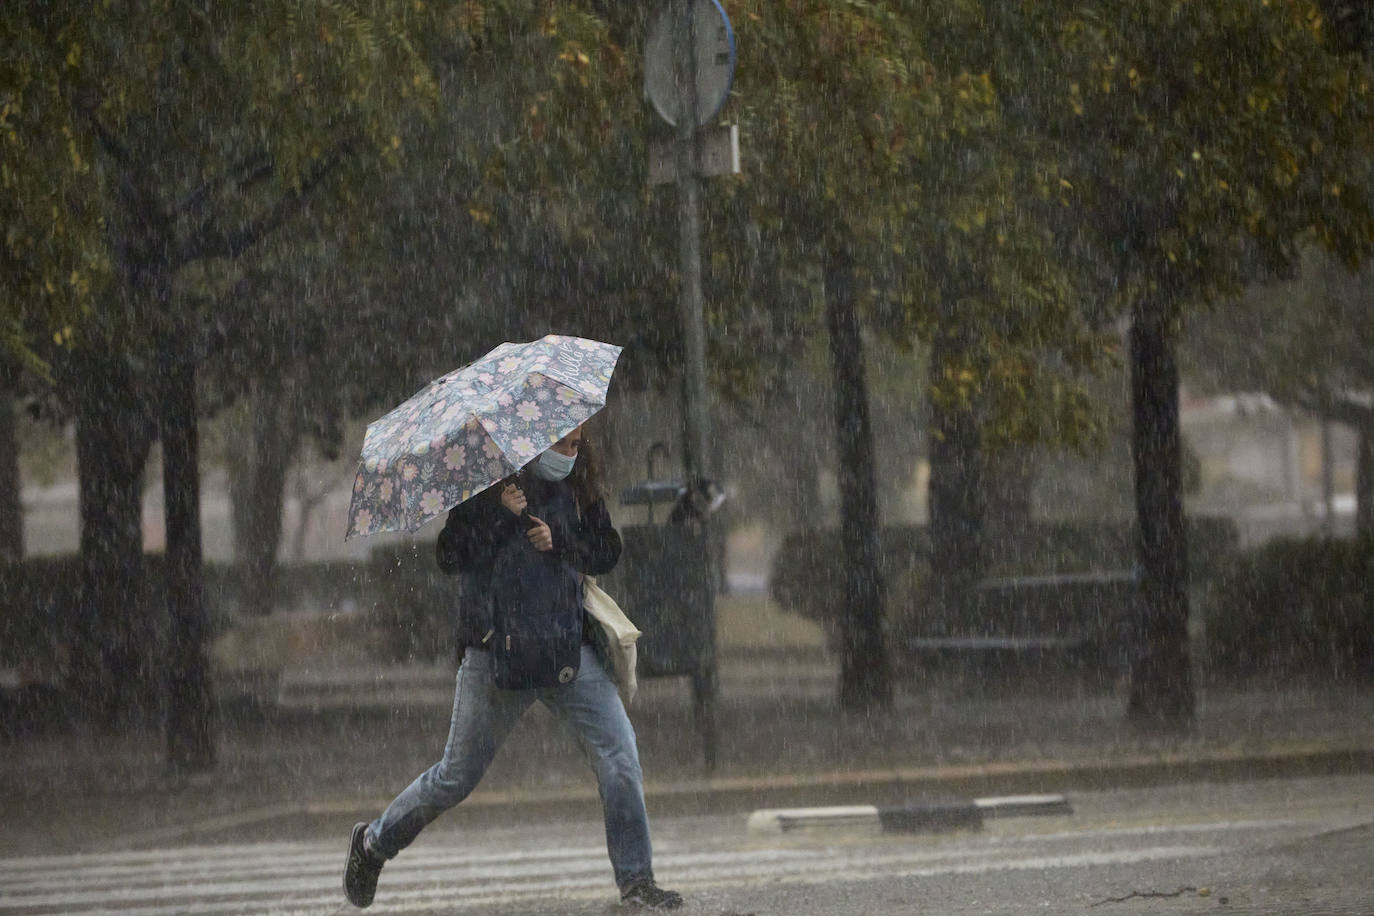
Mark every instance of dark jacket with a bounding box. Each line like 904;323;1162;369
436;473;622;649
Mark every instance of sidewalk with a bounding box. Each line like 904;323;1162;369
4;649;1374;858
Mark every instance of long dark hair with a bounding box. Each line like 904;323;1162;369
567;428;606;509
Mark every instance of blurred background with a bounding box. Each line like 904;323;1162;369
4;1;1374;765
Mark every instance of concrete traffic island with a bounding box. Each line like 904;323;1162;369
747;793;1073;834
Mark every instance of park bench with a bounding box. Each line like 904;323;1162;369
902;570;1140;682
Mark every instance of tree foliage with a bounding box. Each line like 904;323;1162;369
0;3;586;743
1;0;448;366
976;0;1374;306
708;2;1119;455
960;0;1374;725
9;0;1374;730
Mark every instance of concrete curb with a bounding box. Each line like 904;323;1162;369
745;794;1073;834
120;743;1374;849
636;744;1374;819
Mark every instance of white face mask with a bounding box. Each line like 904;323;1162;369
533;448;576;481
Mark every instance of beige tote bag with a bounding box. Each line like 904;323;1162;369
583;575;641;703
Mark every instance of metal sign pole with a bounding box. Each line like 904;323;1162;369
671;0;719;770
646;0;736;771
672;0;712;487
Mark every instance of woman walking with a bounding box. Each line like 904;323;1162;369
343;424;682;910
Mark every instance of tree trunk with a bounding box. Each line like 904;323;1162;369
72;358;156;725
1127;306;1194;729
290;473;330;562
228;377;297;615
1357;420;1373;537
161;356;215;772
773;366;826;532
824;250;891;713
0;389;21;560
927;327;984;636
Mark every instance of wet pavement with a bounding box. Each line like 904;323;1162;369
3;649;1373;858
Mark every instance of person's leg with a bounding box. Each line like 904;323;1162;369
542;644;654;889
368;647;532;858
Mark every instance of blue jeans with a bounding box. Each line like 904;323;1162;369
367;644;654;888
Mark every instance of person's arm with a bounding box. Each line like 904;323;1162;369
564;497;622;575
436;487;522;574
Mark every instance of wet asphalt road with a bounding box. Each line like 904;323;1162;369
2;773;1371;915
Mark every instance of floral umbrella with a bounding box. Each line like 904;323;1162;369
345;335;621;539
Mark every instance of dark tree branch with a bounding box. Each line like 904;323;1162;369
195;272;269;365
80;106;132;167
173;143;350;267
77;104;175;285
1092;194;1179;257
172;151;275;219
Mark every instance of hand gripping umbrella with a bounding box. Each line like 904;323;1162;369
345;335;621;540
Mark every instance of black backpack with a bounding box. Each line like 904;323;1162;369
488;510;583;690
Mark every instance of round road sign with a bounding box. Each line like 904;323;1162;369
643;0;736;128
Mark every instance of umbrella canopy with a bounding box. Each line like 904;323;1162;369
345;335;621;539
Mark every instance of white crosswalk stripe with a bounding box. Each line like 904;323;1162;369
0;820;1274;915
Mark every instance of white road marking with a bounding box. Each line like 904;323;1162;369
0;816;1314;915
